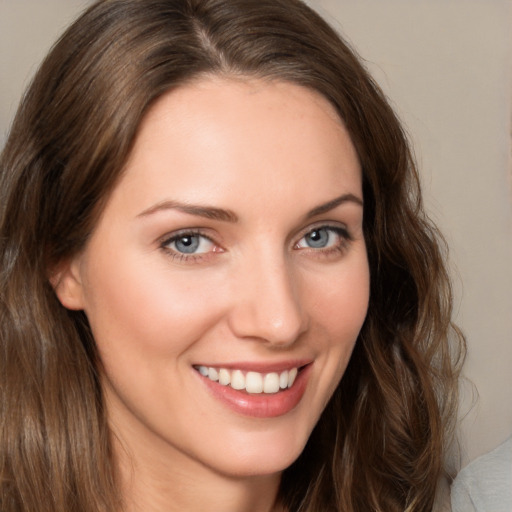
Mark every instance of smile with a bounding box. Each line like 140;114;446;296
195;366;299;394
194;362;312;418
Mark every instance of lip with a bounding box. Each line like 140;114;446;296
194;362;313;418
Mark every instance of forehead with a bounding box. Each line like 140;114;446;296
109;77;361;219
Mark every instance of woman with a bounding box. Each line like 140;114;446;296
0;0;464;510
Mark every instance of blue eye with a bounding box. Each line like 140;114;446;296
304;228;330;248
296;226;348;250
163;233;215;255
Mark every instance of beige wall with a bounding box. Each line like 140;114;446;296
0;0;92;146
308;0;512;467
1;0;511;468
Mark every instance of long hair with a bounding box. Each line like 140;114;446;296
0;0;464;510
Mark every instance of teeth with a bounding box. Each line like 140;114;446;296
246;372;263;393
264;372;280;394
196;365;300;394
279;370;289;389
288;367;298;388
208;367;219;381
231;370;245;390
218;368;231;386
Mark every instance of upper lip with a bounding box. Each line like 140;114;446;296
193;359;312;374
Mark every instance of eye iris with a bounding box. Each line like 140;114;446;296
175;235;200;253
306;228;329;248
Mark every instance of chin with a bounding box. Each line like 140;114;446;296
202;421;313;479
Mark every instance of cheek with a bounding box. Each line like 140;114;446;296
80;252;226;358
307;258;370;343
293;256;369;429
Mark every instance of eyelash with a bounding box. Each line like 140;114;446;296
159;224;352;263
294;225;352;258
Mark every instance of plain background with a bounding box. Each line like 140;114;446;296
1;0;511;470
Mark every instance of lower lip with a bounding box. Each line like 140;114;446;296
196;365;312;418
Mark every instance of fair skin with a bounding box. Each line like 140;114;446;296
55;77;369;512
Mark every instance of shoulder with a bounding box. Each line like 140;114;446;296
451;436;512;512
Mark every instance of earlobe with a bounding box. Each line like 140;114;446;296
49;258;86;311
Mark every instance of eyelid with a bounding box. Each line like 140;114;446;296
159;227;210;245
295;222;352;242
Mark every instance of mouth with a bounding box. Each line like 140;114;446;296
192;361;312;418
194;365;301;394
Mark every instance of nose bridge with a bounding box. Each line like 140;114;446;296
228;246;305;346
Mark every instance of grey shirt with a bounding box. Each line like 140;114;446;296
451;436;512;512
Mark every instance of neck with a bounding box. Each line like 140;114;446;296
113;431;284;512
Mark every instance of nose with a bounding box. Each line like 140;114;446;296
227;253;307;347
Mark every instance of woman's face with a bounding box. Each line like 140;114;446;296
57;78;369;479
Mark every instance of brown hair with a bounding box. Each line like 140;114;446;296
0;0;464;510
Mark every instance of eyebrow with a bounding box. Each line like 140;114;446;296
305;193;363;218
137;193;363;223
137;200;239;222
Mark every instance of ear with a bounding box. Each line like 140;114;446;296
49;257;86;311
